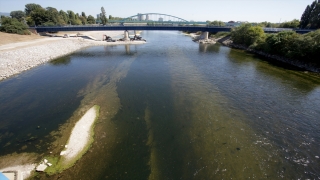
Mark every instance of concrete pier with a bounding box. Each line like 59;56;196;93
123;30;130;41
200;31;209;40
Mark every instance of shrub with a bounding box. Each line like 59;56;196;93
0;17;30;35
231;24;265;46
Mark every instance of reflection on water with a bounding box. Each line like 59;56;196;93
0;31;319;179
49;56;71;66
198;43;220;53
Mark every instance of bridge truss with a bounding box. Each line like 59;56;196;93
108;13;207;25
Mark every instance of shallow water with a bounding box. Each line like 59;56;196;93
0;31;319;179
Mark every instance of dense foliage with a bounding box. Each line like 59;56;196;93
207;20;225;26
0;16;30;34
23;4;95;26
231;24;265;46
0;3;102;34
231;24;320;65
256;19;300;28
300;0;320;29
3;3;97;27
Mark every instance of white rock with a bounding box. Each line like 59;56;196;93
36;164;47;172
65;145;68;148
60;151;66;155
47;163;52;167
44;159;48;163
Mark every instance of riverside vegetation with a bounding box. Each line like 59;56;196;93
230;24;320;66
0;3;121;34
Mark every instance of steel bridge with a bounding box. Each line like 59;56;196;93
108;13;207;25
33;25;232;33
31;13;314;34
32;25;312;34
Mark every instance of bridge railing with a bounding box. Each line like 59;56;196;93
263;28;293;32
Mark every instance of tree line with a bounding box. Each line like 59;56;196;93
0;3;123;34
7;3;96;26
230;24;320;65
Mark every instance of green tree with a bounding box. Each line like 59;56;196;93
300;0;320;28
87;15;95;24
81;12;87;19
10;11;26;21
67;10;81;25
309;2;320;28
59;10;69;24
30;8;49;26
46;7;64;25
79;16;87;25
300;5;312;28
264;31;299;56
100;7;107;24
279;19;300;28
25;3;42;16
258;21;278;28
67;10;76;21
0;17;30;34
231;24;265;46
208;20;225;26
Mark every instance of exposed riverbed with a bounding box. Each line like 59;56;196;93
0;31;319;179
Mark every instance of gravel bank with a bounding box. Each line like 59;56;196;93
60;105;99;163
0;35;145;81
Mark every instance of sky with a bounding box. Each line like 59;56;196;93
0;0;313;23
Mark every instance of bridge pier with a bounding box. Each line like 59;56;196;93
123;30;130;41
200;31;209;40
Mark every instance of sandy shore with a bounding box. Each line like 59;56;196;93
0;31;145;81
60;105;99;162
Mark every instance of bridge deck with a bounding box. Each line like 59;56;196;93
32;25;314;34
33;26;232;33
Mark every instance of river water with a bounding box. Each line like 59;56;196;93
0;31;319;179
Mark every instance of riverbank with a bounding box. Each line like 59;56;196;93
218;36;320;73
0;31;146;81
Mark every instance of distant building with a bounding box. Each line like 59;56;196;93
146;14;149;21
137;13;142;21
159;17;163;22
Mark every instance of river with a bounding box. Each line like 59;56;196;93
0;31;319;179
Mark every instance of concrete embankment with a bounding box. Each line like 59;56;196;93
0;36;145;81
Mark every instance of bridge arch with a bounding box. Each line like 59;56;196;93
119;13;189;23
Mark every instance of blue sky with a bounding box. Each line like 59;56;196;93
0;0;313;23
